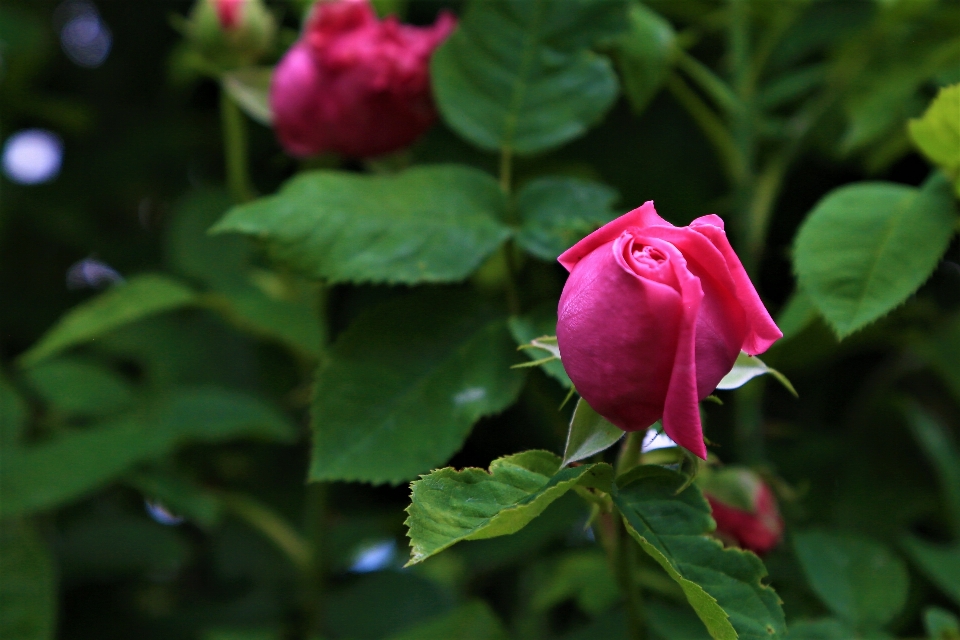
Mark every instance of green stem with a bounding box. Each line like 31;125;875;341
616;515;646;640
499;145;513;196
665;74;744;185
675;49;741;117
742;153;787;275
303;482;328;636
220;88;255;203
616;431;644;476
734;378;765;465
221;492;313;575
498;144;522;315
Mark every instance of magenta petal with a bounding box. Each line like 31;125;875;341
658;245;708;459
689;217;783;354
558;201;667;272
557;241;683;433
270;44;329;157
636;225;747;396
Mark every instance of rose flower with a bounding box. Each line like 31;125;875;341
556;202;782;459
270;0;455;158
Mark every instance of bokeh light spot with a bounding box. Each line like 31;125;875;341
2;129;64;185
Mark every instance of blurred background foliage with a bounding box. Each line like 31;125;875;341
1;0;959;639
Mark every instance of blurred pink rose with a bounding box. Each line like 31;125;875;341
705;474;784;554
556;202;782;459
270;0;455;158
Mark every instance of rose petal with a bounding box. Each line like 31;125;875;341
689;216;782;354
657;243;708;459
558;239;684;433
270;43;330;157
558;201;666;272
633;224;747;395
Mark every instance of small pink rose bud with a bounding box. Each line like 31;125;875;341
186;0;276;67
699;467;784;554
556;203;782;459
214;0;242;30
270;0;456;158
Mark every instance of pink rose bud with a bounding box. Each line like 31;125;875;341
270;0;456;158
556;202;782;459
699;468;784;554
186;0;275;66
215;0;242;30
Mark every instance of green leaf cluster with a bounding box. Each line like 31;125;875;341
406;455;787;640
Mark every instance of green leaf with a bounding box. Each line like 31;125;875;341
0;387;296;518
910;83;960;197
924;606;960;640
19;274;198;367
515;176;618;261
165;188;251;293
431;0;624;155
210;165;510;285
647;599;713;640
612;465;786;640
23;357;134;417
787;619;860;640
793;172;958;338
383;601;509;640
222;67;272;126
0;521;56;640
716;352;797;397
901;403;960;533
531;549;619;615
901;537;960;607
507;303;572;388
310;290;525;485
612;2;677;113
405;450;612;565
166;190;325;357
562;398;623;467
210;289;323;358
793;530;909;628
0;376;28;446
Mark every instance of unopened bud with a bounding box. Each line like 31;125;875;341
186;0;276;68
697;466;784;554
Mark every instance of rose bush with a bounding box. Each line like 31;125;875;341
556;202;782;458
698;467;784;554
270;0;455;158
